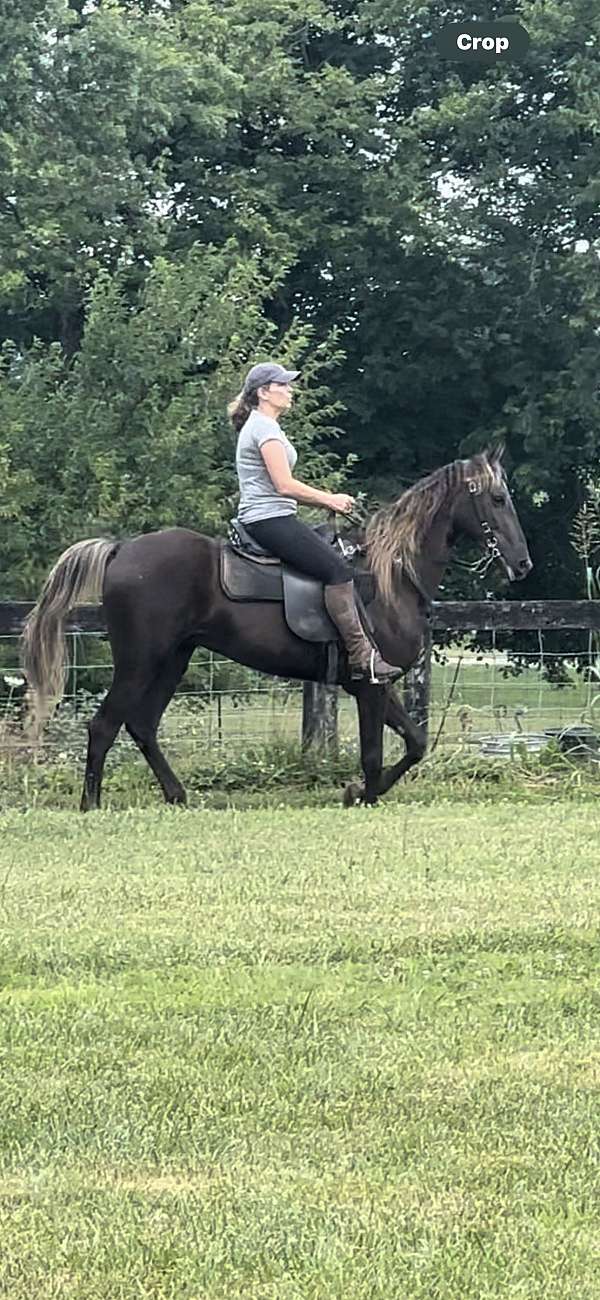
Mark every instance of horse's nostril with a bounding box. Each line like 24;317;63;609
519;556;532;575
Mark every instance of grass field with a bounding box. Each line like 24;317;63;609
1;799;600;1298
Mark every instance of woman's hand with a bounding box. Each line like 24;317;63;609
327;492;356;514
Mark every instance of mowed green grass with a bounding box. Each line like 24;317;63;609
1;801;600;1299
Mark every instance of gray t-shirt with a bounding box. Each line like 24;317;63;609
236;409;298;523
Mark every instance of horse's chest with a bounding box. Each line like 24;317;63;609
373;603;425;670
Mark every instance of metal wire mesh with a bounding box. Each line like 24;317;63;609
424;628;600;757
1;629;600;761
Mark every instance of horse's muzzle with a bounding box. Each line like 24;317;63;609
506;555;533;582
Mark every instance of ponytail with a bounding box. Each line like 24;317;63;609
227;388;258;433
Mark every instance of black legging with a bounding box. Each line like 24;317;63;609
244;514;352;584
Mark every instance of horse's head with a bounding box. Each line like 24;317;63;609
452;446;533;583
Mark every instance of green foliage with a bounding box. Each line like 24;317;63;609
1;0;600;616
3;728;600;812
0;242;347;592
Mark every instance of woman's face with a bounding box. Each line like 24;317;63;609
259;381;294;414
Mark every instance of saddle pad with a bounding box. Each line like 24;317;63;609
220;544;338;642
220;544;282;601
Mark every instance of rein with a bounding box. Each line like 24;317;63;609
332;515;434;609
332;477;503;602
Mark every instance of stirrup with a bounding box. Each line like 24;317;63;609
349;649;384;685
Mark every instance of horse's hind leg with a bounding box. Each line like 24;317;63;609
80;652;166;812
124;644;194;805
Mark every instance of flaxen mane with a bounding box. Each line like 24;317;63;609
365;453;503;602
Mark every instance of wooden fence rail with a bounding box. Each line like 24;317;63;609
2;601;599;749
3;600;600;639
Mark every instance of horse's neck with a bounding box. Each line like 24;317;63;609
359;511;450;666
407;553;446;604
404;513;450;603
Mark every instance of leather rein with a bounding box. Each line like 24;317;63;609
332;479;504;608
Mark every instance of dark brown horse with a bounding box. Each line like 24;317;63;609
21;448;532;810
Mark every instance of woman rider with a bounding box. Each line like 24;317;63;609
228;361;401;684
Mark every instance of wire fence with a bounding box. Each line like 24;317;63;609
2;627;600;762
428;637;600;757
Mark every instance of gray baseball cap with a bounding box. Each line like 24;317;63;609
242;362;300;396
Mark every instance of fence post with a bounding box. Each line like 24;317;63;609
302;682;338;752
403;624;432;739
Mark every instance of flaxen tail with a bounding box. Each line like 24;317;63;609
20;538;121;741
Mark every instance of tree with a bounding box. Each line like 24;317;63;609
2;0;600;614
0;0;241;354
0;239;348;594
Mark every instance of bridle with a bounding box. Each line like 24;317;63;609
462;479;503;578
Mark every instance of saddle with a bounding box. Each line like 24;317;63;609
220;519;377;683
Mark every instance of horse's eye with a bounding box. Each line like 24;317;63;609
491;493;506;507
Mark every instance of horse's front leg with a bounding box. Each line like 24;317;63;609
343;684;427;807
343;682;386;807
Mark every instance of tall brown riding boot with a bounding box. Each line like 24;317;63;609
323;581;402;684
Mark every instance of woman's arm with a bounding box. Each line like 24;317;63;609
260;440;353;511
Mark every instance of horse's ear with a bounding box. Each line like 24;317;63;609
485;441;505;466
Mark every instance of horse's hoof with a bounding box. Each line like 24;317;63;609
343;782;364;807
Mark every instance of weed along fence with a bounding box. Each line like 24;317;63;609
2;601;600;762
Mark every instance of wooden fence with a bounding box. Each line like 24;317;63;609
3;599;600;750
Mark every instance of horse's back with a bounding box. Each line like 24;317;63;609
106;527;216;578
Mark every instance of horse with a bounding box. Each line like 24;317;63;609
20;446;532;810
